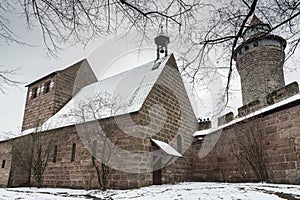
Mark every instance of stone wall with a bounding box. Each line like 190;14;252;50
36;116;153;190
236;45;285;105
192;99;300;184
0;141;12;187
139;55;198;184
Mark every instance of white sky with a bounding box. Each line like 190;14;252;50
1;16;300;136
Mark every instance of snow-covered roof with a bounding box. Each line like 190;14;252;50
151;138;182;157
30;55;171;132
194;93;300;137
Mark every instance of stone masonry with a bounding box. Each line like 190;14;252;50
233;16;286;105
193;98;300;184
0;141;12;187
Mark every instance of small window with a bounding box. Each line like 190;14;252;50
245;45;249;51
92;140;97;158
2;160;6;168
177;135;182;154
32;87;38;99
53;145;58;163
71;143;76;162
44;81;51;94
253;42;258;47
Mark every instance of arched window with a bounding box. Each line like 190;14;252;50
177;135;182;154
71;143;76;162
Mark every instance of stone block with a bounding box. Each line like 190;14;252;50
218;112;234;126
238;100;262;117
266;82;299;105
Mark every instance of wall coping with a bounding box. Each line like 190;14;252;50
193;93;300;137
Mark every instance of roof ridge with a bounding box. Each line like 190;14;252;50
97;55;171;82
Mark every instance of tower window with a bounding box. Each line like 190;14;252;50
53;145;58;163
31;87;38;99
71;143;76;162
253;42;258;47
1;160;6;168
44;81;51;94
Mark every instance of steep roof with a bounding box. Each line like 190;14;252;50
35;55;173;132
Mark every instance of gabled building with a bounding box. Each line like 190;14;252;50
1;53;198;189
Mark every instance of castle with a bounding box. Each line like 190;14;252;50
0;15;299;189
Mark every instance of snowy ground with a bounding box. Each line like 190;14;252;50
1;182;300;200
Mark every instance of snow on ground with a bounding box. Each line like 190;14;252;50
1;182;300;200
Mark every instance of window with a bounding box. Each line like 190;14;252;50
71;143;76;162
245;45;249;51
44;81;51;93
53;145;58;163
32;87;38;99
253;42;258;47
177;135;182;154
92;140;97;158
1;160;6;168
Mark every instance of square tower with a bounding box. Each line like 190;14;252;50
21;59;98;131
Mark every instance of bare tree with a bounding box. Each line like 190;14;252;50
1;0;200;53
12;119;54;188
233;119;268;182
2;0;300;105
0;0;199;92
0;66;22;93
71;92;120;190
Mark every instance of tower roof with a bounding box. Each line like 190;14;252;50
242;14;271;40
249;14;264;26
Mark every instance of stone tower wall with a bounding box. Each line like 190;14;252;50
21;59;98;131
236;45;285;105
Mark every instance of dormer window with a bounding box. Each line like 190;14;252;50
44;81;51;94
32;87;38;99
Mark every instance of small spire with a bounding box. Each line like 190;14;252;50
160;24;164;35
154;25;170;60
250;14;264;26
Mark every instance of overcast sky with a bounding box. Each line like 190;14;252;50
1;15;300;136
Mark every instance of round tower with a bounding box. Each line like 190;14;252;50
233;15;286;105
